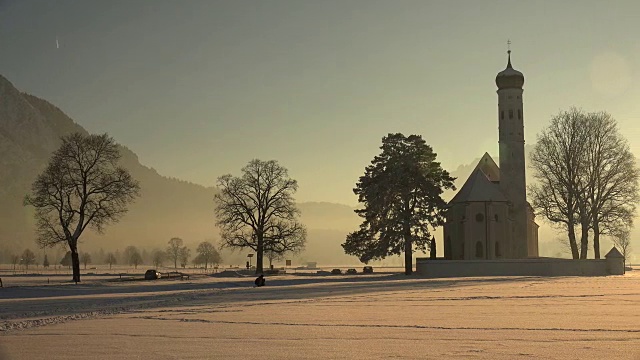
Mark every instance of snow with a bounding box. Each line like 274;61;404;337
1;270;639;359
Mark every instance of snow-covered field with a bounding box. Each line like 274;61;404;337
0;270;639;359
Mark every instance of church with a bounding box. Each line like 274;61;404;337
443;51;539;260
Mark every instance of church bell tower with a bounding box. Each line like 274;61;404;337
495;48;528;259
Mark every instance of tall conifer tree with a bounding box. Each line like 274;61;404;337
342;133;455;274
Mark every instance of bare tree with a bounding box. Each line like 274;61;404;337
264;220;306;268
20;249;36;270
105;252;117;269
166;238;183;269
96;248;106;264
81;252;92;269
178;247;190;268
124;246;142;269
530;108;639;259
43;254;50;268
195;241;221;271
554;236;574;258
580;111;639;259
214;159;307;274
610;227;632;266
152;250;166;268
265;249;284;269
192;255;203;268
24;133;140;282
10;254;19;271
130;252;142;269
530;108;589;259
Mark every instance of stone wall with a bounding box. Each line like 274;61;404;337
416;253;624;278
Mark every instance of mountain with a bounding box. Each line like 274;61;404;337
0;75;218;256
0;75;87;253
0;75;362;265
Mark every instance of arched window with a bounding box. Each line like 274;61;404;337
501;111;504;120
509;109;514;119
494;214;499;222
495;242;502;257
475;241;484;258
475;213;485;222
517;109;522;119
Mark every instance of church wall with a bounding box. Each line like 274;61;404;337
491;203;510;259
464;202;489;260
445;199;535;260
526;207;539;257
444;205;466;260
449;202;511;260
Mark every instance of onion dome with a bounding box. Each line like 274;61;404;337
495;51;524;89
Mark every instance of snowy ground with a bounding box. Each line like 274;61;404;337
0;270;639;359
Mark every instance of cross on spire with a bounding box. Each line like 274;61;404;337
507;39;511;54
506;39;512;68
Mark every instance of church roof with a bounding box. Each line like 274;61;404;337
449;154;508;204
476;152;500;182
496;51;524;89
605;247;624;259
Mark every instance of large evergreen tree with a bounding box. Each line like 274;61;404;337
342;133;455;275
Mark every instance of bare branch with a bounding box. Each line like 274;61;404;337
214;159;306;273
529;108;639;259
24;132;140;282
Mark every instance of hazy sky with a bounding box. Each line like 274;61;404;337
2;0;640;205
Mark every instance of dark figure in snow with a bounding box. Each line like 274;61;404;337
254;274;265;287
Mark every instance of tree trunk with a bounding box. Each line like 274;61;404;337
404;235;412;275
256;234;264;274
567;218;579;259
70;245;81;283
430;237;436;259
579;222;589;259
593;221;601;259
